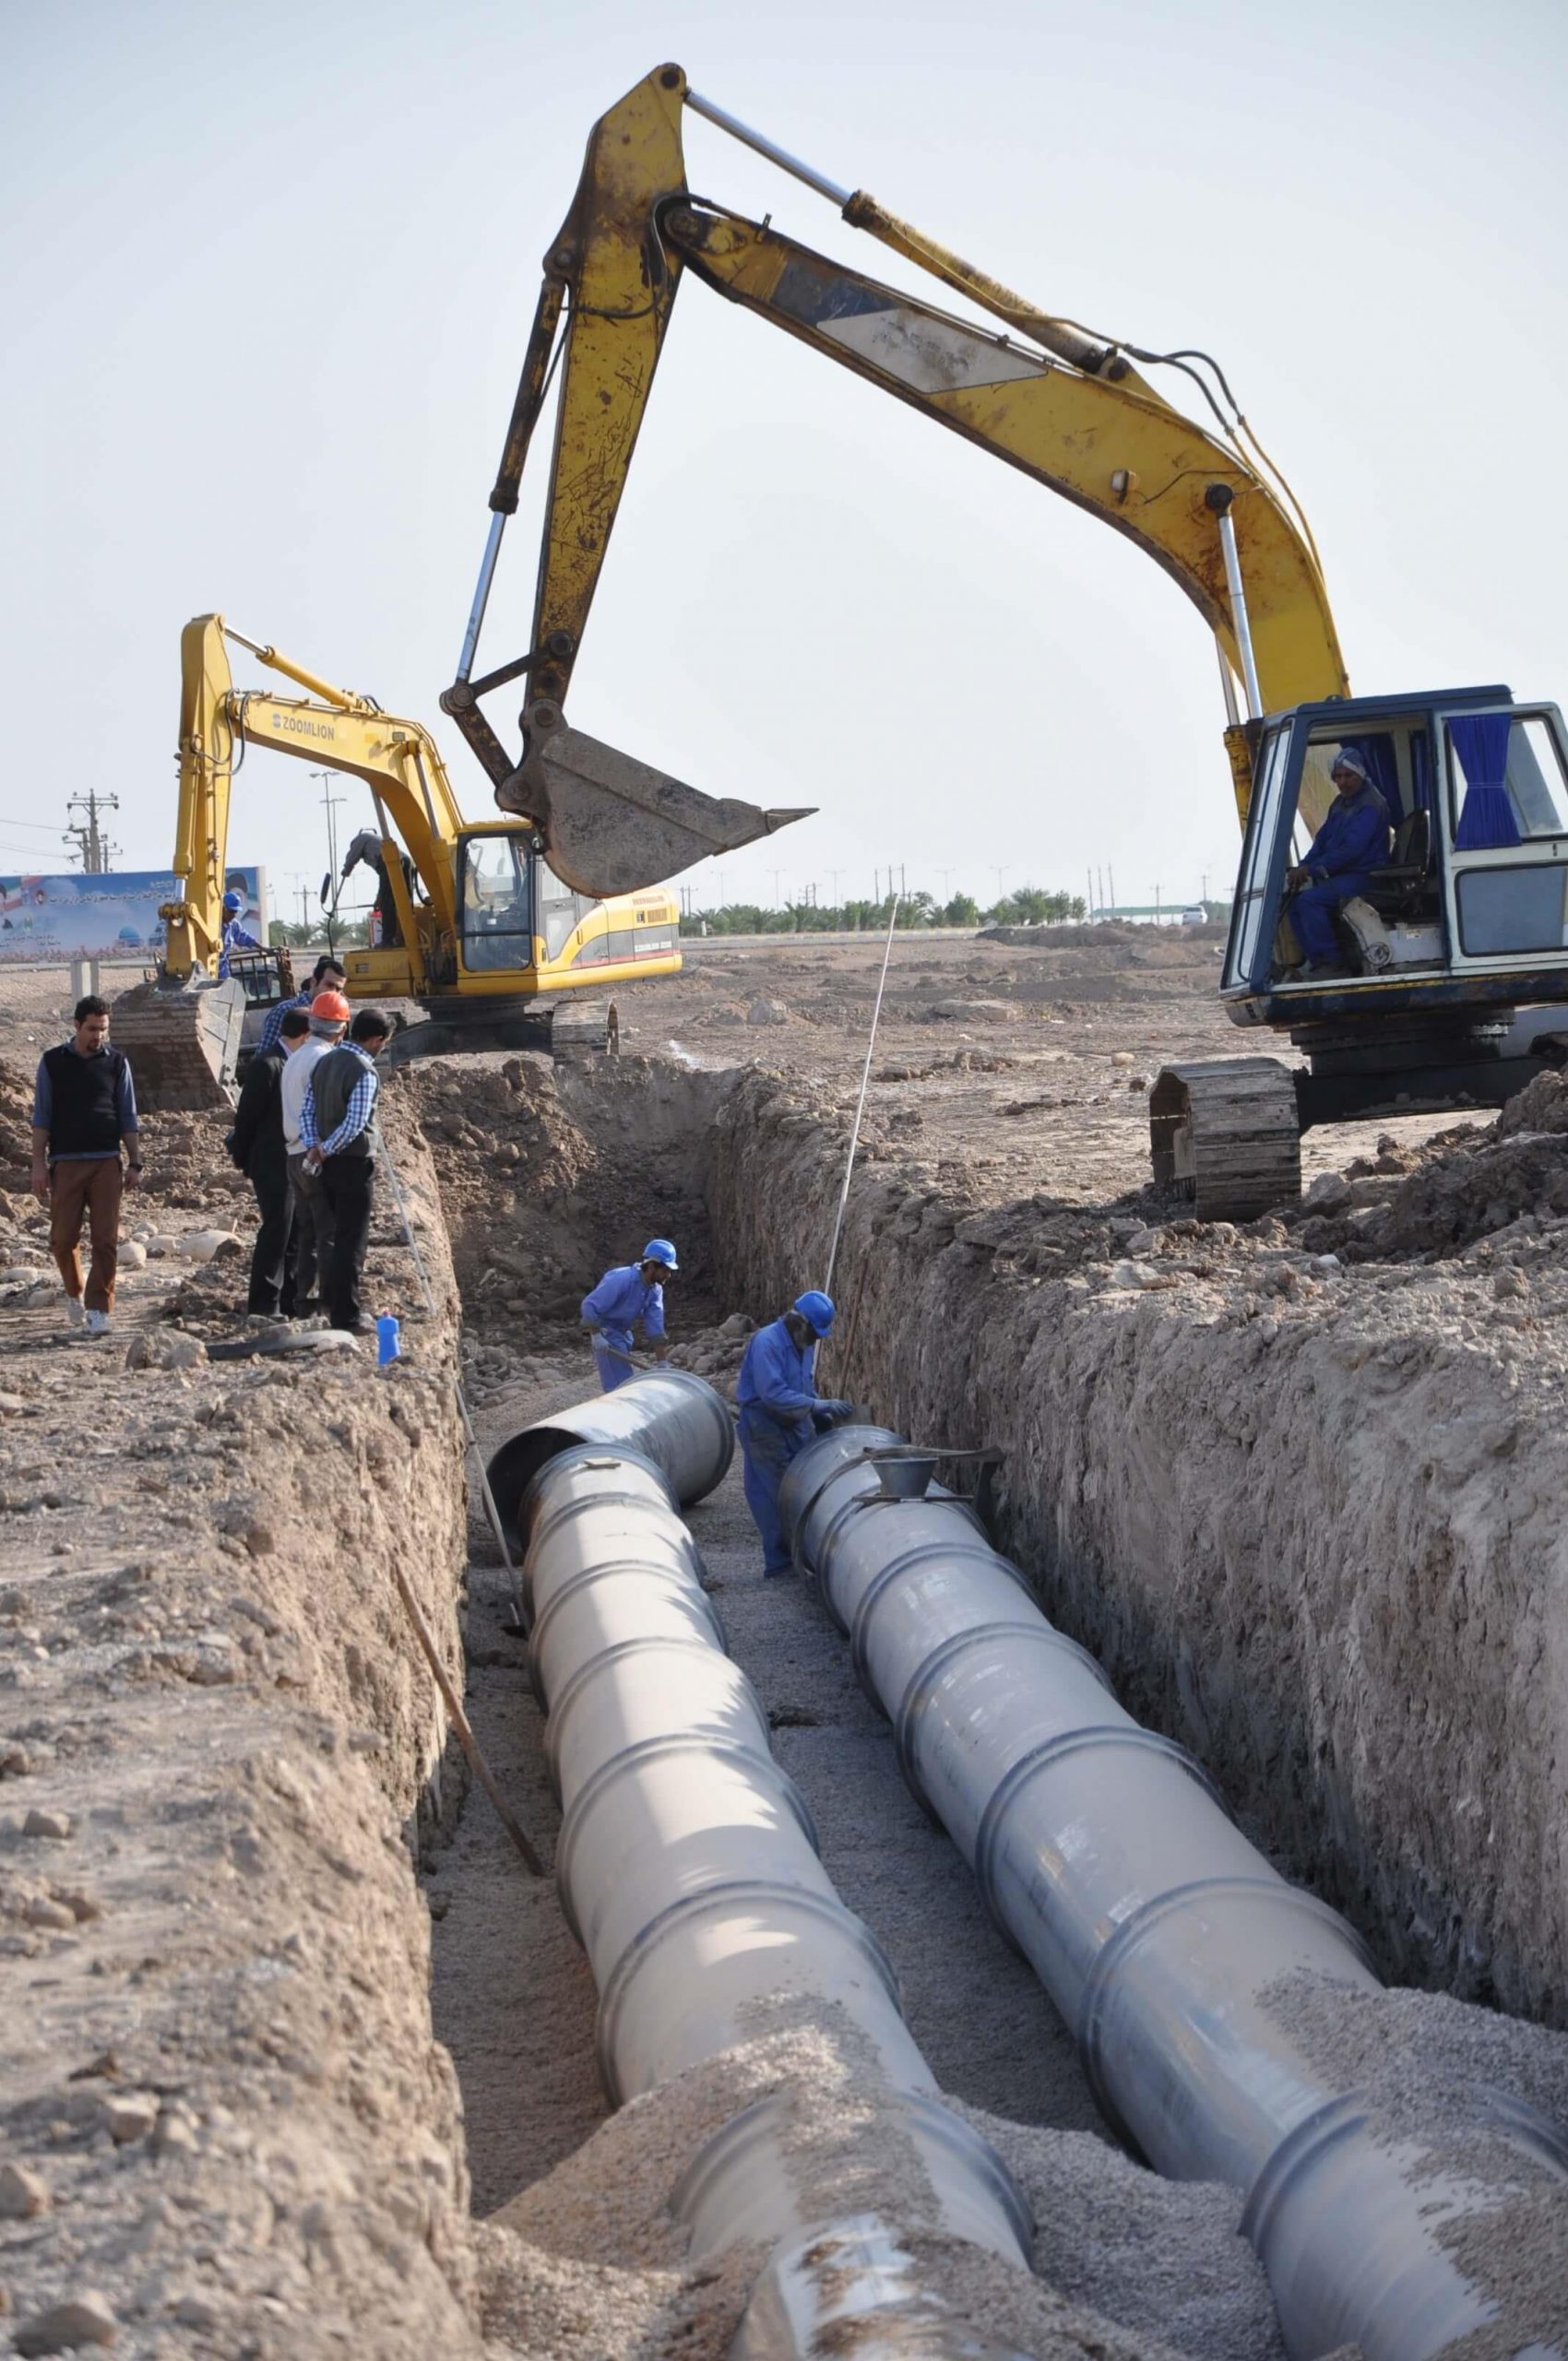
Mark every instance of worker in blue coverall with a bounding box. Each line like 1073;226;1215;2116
217;889;264;983
1283;751;1393;976
736;1291;856;1576
580;1240;678;1391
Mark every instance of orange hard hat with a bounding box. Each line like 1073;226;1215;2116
310;991;352;1024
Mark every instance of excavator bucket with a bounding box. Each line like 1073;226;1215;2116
498;714;814;899
110;977;248;1112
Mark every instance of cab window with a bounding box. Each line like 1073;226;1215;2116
460;836;531;972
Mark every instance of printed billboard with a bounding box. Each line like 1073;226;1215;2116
0;868;266;967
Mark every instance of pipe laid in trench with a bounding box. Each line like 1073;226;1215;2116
514;1417;1036;2361
486;1366;733;1550
779;1425;1568;2361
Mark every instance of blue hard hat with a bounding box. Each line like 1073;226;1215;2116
222;889;244;912
792;1289;836;1335
641;1238;679;1271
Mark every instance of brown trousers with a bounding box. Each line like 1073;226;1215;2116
49;1157;123;1313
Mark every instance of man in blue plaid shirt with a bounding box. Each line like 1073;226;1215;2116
258;954;348;1055
299;1008;392;1335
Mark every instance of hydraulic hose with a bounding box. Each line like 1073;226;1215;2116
517;1417;1036;2359
779;1425;1568;2361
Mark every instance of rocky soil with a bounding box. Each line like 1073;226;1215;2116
6;925;1568;2355
0;1049;477;2357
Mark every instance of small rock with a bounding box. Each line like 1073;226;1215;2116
1;1742;30;1778
1492;1266;1527;1299
14;2292;118;2354
1127;1072;1149;1091
173;2296;220;2331
117;1241;148;1272
745;997;789;1026
126;1335;208;1371
0;2161;51;2218
1303;1171;1352;1211
23;1809;73;1841
0;1390;27;1413
1110;1050;1135;1068
25;1897;77;1931
1311;1253;1342;1274
101;2093;159;2144
180;1230;240;1264
1111;1259;1163;1290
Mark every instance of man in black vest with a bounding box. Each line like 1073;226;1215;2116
299;1007;391;1335
30;995;142;1335
228;1006;311;1317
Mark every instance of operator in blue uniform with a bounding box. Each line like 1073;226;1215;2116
581;1240;678;1391
217;889;264;983
735;1291;855;1576
1284;750;1392;977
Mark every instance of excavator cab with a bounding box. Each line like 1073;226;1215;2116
1153;687;1568;1220
1222;685;1568;1025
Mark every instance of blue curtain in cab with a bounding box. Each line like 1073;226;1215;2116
1452;713;1520;849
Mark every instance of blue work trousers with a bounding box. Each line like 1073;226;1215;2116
592;1334;635;1393
739;1405;812;1575
1291;874;1376;963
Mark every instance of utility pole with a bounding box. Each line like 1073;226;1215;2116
827;868;843;908
63;790;120;874
992;864;1008;901
1097;866;1106;914
1087;866;1095;917
1109;865;1117;912
312;772;344;887
769;865;786;908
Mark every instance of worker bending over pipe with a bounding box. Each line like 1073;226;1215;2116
581;1239;678;1392
736;1292;854;1575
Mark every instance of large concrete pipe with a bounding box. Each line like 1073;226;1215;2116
517;1426;1036;2359
486;1366;733;1548
780;1426;1568;2361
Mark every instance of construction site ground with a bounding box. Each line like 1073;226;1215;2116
3;929;1567;2357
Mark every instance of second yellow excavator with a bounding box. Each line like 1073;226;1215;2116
113;616;683;1108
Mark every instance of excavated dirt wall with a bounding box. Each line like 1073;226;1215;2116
708;1069;1568;2023
0;1093;481;2356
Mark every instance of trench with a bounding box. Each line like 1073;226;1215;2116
407;1048;1568;2357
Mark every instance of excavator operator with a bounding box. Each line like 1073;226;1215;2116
1280;752;1392;979
339;828;420;951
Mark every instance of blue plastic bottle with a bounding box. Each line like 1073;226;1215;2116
375;1314;400;1366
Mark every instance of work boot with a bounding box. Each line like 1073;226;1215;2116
84;1309;112;1336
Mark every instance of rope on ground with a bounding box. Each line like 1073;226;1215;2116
378;1133;545;1879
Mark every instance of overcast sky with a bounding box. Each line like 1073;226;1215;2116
4;0;1564;921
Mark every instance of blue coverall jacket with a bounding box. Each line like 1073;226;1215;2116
1290;780;1391;962
736;1318;822;1573
581;1264;666;1392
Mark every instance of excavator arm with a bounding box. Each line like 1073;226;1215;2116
448;65;1348;886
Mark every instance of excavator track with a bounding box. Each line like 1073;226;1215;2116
1148;1057;1302;1221
110;978;248;1112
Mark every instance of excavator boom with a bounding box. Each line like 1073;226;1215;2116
448;65;1348;889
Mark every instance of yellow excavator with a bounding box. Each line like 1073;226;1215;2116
113;616;684;1108
446;65;1568;1216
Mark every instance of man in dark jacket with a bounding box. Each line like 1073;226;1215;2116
30;995;141;1336
229;1007;311;1316
299;1008;391;1335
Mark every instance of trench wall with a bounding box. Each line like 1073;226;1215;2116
0;1111;482;2355
709;1070;1568;2023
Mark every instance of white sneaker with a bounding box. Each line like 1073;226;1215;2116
84;1309;112;1336
64;1297;85;1330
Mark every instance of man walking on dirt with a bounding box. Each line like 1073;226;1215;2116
735;1292;854;1574
30;994;142;1336
299;1008;391;1335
